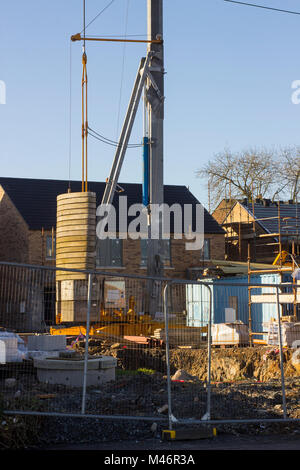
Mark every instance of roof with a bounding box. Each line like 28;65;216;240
212;199;236;225
210;259;293;275
241;201;300;237
0;177;224;234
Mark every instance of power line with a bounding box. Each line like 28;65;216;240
88;131;143;148
88;126;143;148
224;0;300;16
80;0;116;34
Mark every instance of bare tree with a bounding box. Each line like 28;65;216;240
278;147;300;202
197;148;281;208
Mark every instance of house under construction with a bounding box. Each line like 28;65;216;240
212;198;300;264
211;196;300;344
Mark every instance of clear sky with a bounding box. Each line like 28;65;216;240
1;0;300;209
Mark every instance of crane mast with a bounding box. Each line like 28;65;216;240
72;0;165;315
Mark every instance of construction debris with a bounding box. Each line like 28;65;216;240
211;323;249;347
157;404;168;414
171;369;198;382
153;328;206;348
291;349;300;374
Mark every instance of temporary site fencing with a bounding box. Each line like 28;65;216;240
0;261;300;429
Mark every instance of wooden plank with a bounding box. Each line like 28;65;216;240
56;252;95;260
56;222;95;229
251;293;300;304
56;230;93;237
57;211;95;218
56;224;94;231
56;256;94;263
56;235;95;243
56;247;95;255
56;240;95;248
56;262;93;269
56;273;89;281
57;192;96;202
57;203;96;212
57;215;95;223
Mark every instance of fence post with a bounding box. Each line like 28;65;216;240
81;273;92;415
206;285;213;421
276;286;287;419
163;282;173;430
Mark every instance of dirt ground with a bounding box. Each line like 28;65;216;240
1;339;300;449
84;336;299;382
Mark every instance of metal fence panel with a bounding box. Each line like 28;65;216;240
0;263;170;422
163;280;300;426
1;261;300;428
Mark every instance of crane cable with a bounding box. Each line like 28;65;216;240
116;0;130;141
82;0;88;192
224;1;300;16
69;1;118;192
82;53;88;192
80;0;116;33
68;40;73;192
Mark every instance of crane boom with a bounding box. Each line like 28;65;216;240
100;52;154;207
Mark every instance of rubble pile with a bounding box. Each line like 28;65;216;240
77;338;299;383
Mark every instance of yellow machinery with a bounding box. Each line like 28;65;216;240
50;294;208;341
50;295;186;338
273;251;299;267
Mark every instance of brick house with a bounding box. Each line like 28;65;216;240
0;177;225;328
0;177;225;276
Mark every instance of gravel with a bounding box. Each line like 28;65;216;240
1;342;300;448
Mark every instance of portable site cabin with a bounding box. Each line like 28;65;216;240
186;273;295;341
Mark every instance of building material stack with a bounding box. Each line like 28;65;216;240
153;327;207;348
55;192;99;323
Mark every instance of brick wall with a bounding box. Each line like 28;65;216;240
98;234;225;279
212;199;235;225
0;186;225;279
0;186;29;263
28;229;56;266
0;179;225;275
102;234;224;314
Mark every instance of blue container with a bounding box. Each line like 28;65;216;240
186;273;293;340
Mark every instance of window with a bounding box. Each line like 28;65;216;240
140;239;171;267
46;235;56;259
96;239;123;267
202;239;210;260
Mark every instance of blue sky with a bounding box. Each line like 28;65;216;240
1;0;300;209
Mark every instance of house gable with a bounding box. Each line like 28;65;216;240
0;185;29;263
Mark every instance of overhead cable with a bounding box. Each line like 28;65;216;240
88;126;143;148
224;0;300;16
80;0;117;33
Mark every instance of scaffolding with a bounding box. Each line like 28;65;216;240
247;201;300;345
216;194;300;346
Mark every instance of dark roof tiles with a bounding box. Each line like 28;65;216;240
242;202;300;236
0;177;224;234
